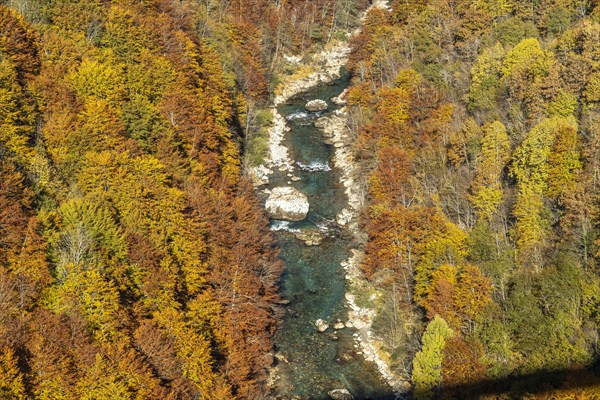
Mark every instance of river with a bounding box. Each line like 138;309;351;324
265;72;395;400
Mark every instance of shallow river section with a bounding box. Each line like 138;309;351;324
267;74;394;400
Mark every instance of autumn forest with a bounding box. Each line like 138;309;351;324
0;0;599;399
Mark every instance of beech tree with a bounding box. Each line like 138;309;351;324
412;316;454;400
469;121;510;223
510;117;577;269
0;348;26;399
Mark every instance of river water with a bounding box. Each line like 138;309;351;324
266;72;394;400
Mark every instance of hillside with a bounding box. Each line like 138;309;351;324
346;0;600;398
0;0;366;398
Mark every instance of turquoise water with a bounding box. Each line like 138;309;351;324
268;74;394;400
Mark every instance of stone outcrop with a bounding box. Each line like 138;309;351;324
265;187;309;221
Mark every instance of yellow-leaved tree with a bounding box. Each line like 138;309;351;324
469;121;510;223
510;117;577;270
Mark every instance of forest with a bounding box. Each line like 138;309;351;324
1;0;600;399
0;0;366;398
346;0;600;398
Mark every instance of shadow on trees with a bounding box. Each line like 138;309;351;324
361;363;600;400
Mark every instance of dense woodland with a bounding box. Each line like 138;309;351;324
0;0;367;398
346;0;600;398
3;0;600;398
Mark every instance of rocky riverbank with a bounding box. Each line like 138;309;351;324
248;0;390;188
315;105;410;397
247;39;350;187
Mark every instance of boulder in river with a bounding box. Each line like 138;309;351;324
335;349;355;365
328;388;354;400
333;322;345;330
315;319;329;332
265;187;309;221
305;99;328;112
294;229;324;246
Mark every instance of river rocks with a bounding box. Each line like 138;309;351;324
274;42;351;106
331;88;348;105
305;99;328;112
294;229;324;246
287;308;299;318
315;319;329;332
333;321;345;330
335;349;355;365
328;388;354;400
265;187;309;221
275;353;290;364
313;115;329;129
351;317;368;330
247;164;271;186
336;208;353;226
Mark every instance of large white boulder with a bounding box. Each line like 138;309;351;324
265;186;309;221
305;99;328;112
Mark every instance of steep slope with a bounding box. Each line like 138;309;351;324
345;1;600;398
0;1;366;398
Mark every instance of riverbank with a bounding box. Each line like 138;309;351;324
248;0;390;188
316;107;411;397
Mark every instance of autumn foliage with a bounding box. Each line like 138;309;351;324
0;0;334;397
348;0;600;397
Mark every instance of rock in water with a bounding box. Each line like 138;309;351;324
265;187;309;221
315;319;329;332
294;229;324;246
328;388;354;400
305;99;328;112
